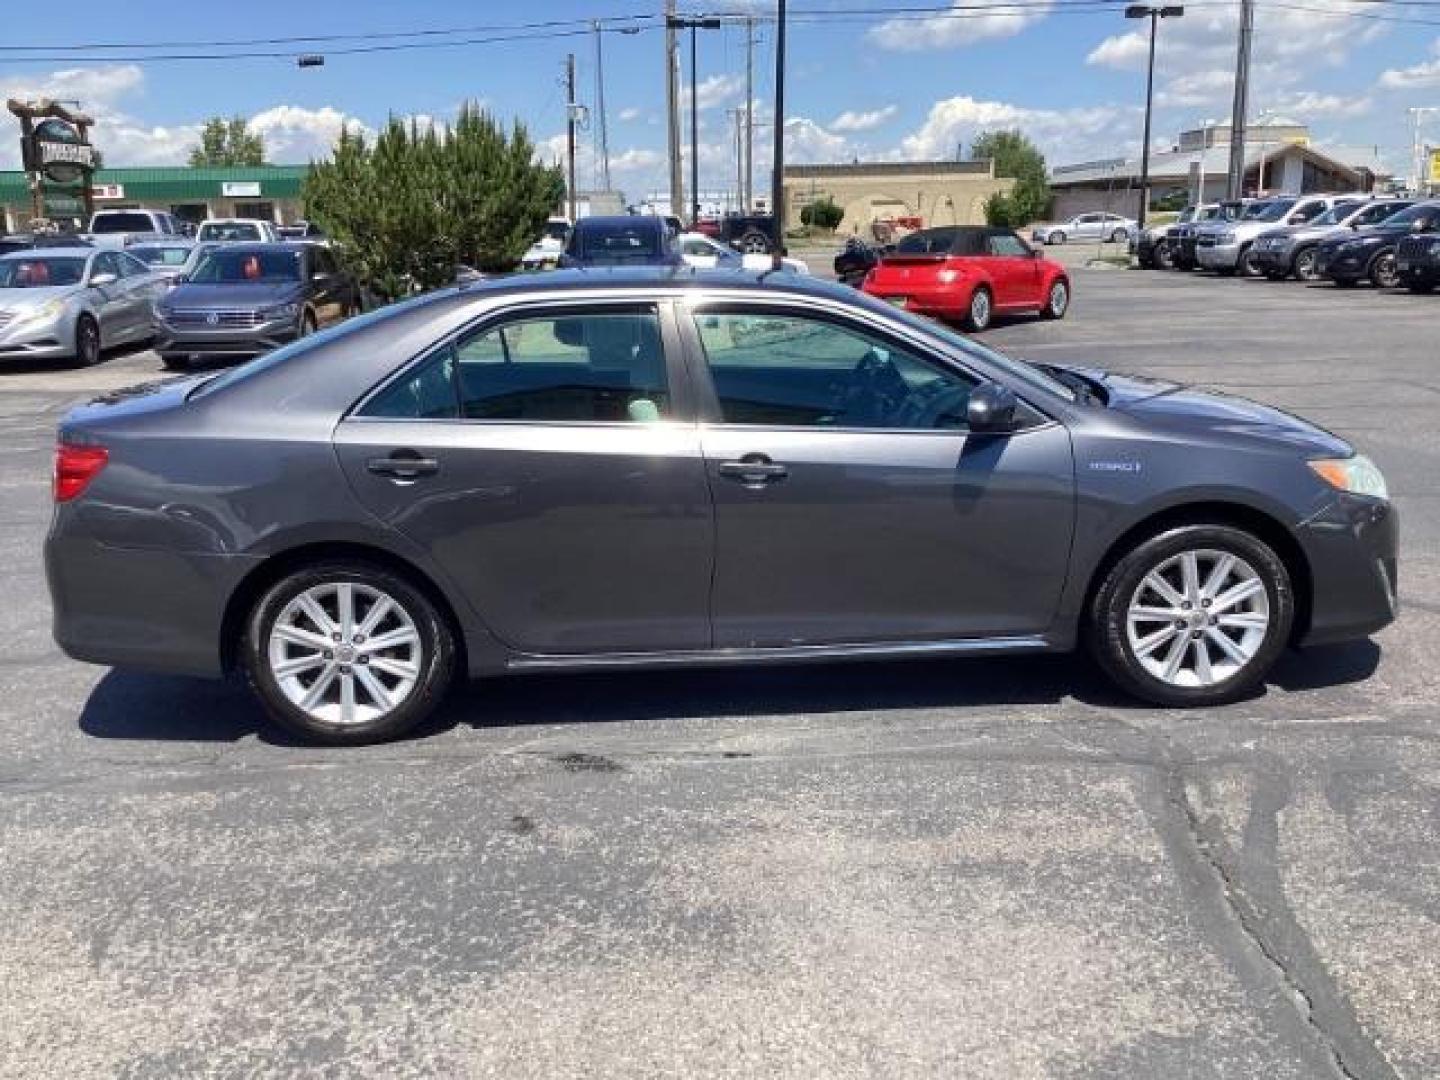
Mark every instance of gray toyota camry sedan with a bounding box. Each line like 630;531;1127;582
46;269;1397;744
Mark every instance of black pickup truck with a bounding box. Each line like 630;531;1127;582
1396;231;1440;293
715;214;779;254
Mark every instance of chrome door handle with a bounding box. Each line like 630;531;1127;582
366;451;439;481
718;454;788;488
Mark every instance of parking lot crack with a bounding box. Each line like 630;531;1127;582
1167;762;1400;1080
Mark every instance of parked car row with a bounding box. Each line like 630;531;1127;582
0;240;359;369
1133;194;1440;293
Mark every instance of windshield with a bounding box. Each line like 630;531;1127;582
133;246;192;266
0;256;87;287
90;212;154;234
190;249;301;283
896;229;959;255
198;221;264;242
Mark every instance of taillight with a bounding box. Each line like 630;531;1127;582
54;443;108;503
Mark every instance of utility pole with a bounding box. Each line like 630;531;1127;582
1410;108;1440;194
1225;0;1254;200
593;22;611;192
665;0;684;218
771;0;788;263
565;54;578;222
729;107;745;210
690;24;700;225
744;17;756;211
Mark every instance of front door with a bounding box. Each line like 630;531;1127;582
335;302;714;655
983;230;1040;310
683;305;1075;648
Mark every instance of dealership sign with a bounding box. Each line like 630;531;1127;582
30;117;97;184
8;98;101;220
91;183;126;200
221;181;262;197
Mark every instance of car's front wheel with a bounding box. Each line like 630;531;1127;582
1293;247;1321;282
244;561;456;745
1154;241;1175;270
1087;524;1293;707
1236;246;1261;278
1370;252;1400;289
1040;278;1069;320
73;314;101;368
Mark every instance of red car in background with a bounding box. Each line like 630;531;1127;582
862;226;1070;332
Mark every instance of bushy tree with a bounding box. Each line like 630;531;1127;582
303;104;564;299
188;117;266;167
800;197;844;231
973;130;1050;228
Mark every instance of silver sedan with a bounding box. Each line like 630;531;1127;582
0;248;164;366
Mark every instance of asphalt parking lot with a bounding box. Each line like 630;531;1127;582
2;267;1437;1079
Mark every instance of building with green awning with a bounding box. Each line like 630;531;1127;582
1;165;311;232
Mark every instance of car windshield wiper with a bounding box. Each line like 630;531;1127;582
1036;363;1107;405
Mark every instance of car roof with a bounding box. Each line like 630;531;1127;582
0;246;95;260
192;242;303;254
575;215;663;229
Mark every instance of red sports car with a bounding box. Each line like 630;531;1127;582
862;226;1070;332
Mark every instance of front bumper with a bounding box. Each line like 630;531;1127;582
1250;243;1295;274
1196;240;1241;270
1315;248;1373;282
0;311;75;361
1397;257;1440;287
1296;494;1399;646
154;317;300;360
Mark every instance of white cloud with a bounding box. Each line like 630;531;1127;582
830;106;899;133
617;107;644;122
784;117;851;163
248;105;373;162
870;2;1053;51
609;147;666;173
680;74;745;110
1379;39;1440;89
899;95;1133;165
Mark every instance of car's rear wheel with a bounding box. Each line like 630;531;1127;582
1048;231;1067;246
1293;247;1320;282
1154;241;1175;270
1087;524;1293;707
964;286;993;332
738;230;771;255
1041;278;1069;320
74;315;101;368
1370;252;1400;289
243;562;456;745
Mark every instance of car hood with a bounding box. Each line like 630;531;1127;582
163;283;304;307
0;285;80;309
1058;364;1351;457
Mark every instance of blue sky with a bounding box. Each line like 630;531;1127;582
1;0;1435;195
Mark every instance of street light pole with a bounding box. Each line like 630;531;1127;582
666;14;721;227
771;0;788;265
1125;4;1182;231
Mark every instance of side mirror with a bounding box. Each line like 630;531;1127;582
89;272;117;287
967;382;1019;434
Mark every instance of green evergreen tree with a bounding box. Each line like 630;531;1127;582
302;104;563;300
188;117;266;167
972;130;1050;228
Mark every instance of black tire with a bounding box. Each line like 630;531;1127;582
1369;252;1400;290
964;286;993;332
73;314;101;368
1154;241;1175;270
1086;524;1294;708
1048;231;1067;246
1236;246;1261;278
737;229;771;255
1409;282;1435;295
1040;277;1069;320
1292;247;1321;282
243;560;456;745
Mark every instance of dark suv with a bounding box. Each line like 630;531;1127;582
1314;202;1440;288
1396;229;1440;292
153;242;359;368
560;216;682;268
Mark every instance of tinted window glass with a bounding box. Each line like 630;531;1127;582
0;256;87;287
198;221;264;242
895;228;959;255
1355;202;1408;226
569;222;665;262
93;252;121;279
365;350;459;419
133;246;193;266
1381;203;1440;228
191;249;302;283
446;310;669;422
694;311;977;430
91;212;156;233
986;233;1029;257
118;253;150;277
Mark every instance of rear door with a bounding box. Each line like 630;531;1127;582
334;300;715;655
682;302;1075;647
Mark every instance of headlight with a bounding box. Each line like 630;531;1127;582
1310;455;1388;500
261;303;300;321
11;298;66;326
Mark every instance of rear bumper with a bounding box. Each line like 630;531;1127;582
46;532;259;677
1295;495;1399;646
1315;250;1373;282
861;284;969;319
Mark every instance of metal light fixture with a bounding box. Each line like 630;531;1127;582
1125;4;1183;229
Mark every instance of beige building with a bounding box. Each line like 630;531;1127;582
783;160;1015;238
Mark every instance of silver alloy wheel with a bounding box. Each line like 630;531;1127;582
1294;248;1318;281
1048;280;1069;316
970;289;991;329
1125;548;1270;689
267;581;422;726
740;232;769;254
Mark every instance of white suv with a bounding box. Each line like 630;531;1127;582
1194;195;1355;276
196;218;280;244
